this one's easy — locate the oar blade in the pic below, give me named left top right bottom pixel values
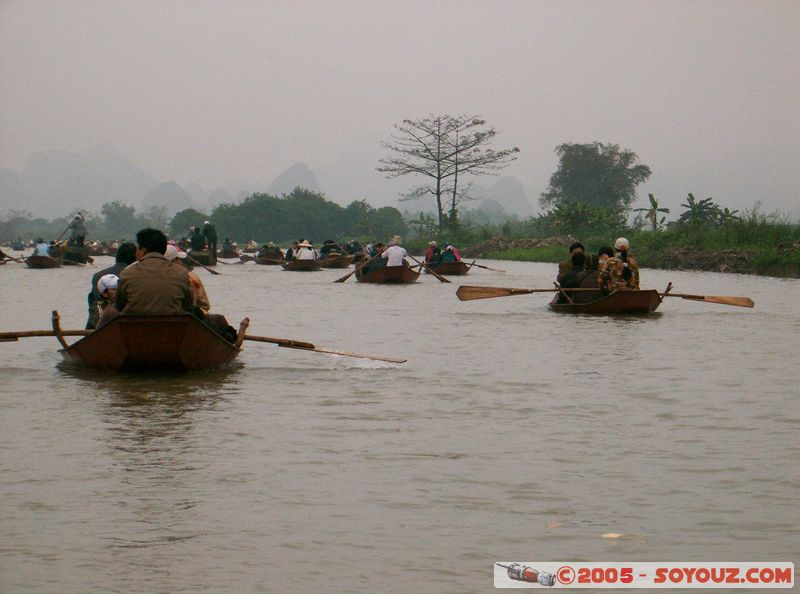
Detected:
left=681, top=295, right=755, bottom=308
left=456, top=285, right=536, bottom=301
left=281, top=344, right=406, bottom=363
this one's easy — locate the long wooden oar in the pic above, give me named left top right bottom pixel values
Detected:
left=408, top=255, right=451, bottom=283
left=470, top=262, right=506, bottom=273
left=456, top=285, right=561, bottom=301
left=334, top=252, right=379, bottom=283
left=0, top=329, right=91, bottom=342
left=660, top=292, right=754, bottom=308
left=243, top=334, right=406, bottom=363
left=187, top=255, right=221, bottom=275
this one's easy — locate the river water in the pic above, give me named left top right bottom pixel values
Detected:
left=1, top=255, right=798, bottom=592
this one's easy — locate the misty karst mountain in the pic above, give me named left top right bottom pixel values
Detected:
left=9, top=145, right=157, bottom=217
left=0, top=146, right=536, bottom=221
left=267, top=162, right=320, bottom=196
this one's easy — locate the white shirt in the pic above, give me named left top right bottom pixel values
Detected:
left=296, top=247, right=317, bottom=260
left=381, top=245, right=407, bottom=267
left=34, top=243, right=50, bottom=256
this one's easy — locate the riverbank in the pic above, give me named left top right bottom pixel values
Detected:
left=459, top=236, right=800, bottom=278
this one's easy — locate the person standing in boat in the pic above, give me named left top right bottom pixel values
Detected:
left=86, top=241, right=137, bottom=329
left=381, top=236, right=407, bottom=267
left=67, top=214, right=87, bottom=246
left=202, top=220, right=218, bottom=255
left=599, top=237, right=640, bottom=293
left=115, top=228, right=195, bottom=315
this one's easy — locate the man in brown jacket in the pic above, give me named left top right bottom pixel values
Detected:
left=115, top=228, right=195, bottom=315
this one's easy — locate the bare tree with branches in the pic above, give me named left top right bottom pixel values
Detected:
left=377, top=115, right=519, bottom=230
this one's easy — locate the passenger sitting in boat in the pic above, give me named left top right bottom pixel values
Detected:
left=165, top=245, right=210, bottom=314
left=557, top=241, right=597, bottom=283
left=86, top=241, right=137, bottom=329
left=424, top=241, right=441, bottom=265
left=599, top=237, right=640, bottom=294
left=382, top=237, right=407, bottom=267
left=34, top=239, right=49, bottom=257
left=597, top=246, right=614, bottom=269
left=362, top=243, right=387, bottom=274
left=296, top=241, right=317, bottom=260
left=48, top=241, right=61, bottom=258
left=285, top=241, right=299, bottom=261
left=319, top=240, right=343, bottom=260
left=95, top=274, right=121, bottom=328
left=440, top=243, right=461, bottom=262
left=115, top=228, right=195, bottom=315
left=222, top=238, right=233, bottom=253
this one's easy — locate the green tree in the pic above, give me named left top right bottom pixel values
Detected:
left=170, top=208, right=208, bottom=238
left=540, top=142, right=652, bottom=224
left=634, top=193, right=670, bottom=231
left=100, top=201, right=136, bottom=239
left=378, top=115, right=519, bottom=231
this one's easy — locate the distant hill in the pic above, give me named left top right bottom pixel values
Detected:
left=140, top=182, right=194, bottom=215
left=470, top=176, right=534, bottom=217
left=0, top=167, right=29, bottom=216
left=268, top=162, right=320, bottom=195
left=17, top=145, right=157, bottom=218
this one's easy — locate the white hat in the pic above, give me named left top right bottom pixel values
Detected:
left=203, top=220, right=210, bottom=225
left=297, top=241, right=313, bottom=248
left=428, top=241, right=437, bottom=246
left=164, top=244, right=187, bottom=260
left=614, top=237, right=630, bottom=250
left=97, top=274, right=119, bottom=294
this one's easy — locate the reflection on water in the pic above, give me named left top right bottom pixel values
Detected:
left=0, top=259, right=798, bottom=592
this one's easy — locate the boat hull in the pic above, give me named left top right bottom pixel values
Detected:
left=60, top=314, right=240, bottom=372
left=62, top=245, right=91, bottom=264
left=188, top=250, right=217, bottom=265
left=425, top=260, right=471, bottom=275
left=281, top=260, right=321, bottom=271
left=548, top=289, right=662, bottom=314
left=252, top=255, right=284, bottom=265
left=357, top=265, right=420, bottom=284
left=320, top=254, right=353, bottom=268
left=26, top=255, right=62, bottom=268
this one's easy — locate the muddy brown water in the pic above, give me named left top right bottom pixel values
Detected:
left=1, top=256, right=798, bottom=591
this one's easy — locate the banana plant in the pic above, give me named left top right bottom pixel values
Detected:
left=634, top=193, right=670, bottom=231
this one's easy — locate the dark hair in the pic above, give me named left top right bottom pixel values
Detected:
left=569, top=241, right=585, bottom=253
left=598, top=246, right=614, bottom=258
left=571, top=252, right=586, bottom=267
left=135, top=228, right=167, bottom=255
left=115, top=241, right=138, bottom=265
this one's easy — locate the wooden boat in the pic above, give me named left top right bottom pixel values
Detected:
left=425, top=260, right=473, bottom=275
left=26, top=254, right=62, bottom=268
left=548, top=289, right=662, bottom=314
left=281, top=259, right=321, bottom=271
left=188, top=249, right=217, bottom=266
left=319, top=253, right=353, bottom=268
left=218, top=248, right=240, bottom=259
left=11, top=241, right=26, bottom=251
left=62, top=244, right=91, bottom=264
left=357, top=264, right=421, bottom=284
left=59, top=314, right=241, bottom=371
left=244, top=252, right=285, bottom=265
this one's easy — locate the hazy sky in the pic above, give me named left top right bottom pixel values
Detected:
left=1, top=0, right=799, bottom=215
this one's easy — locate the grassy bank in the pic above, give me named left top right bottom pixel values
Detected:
left=464, top=217, right=800, bottom=278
